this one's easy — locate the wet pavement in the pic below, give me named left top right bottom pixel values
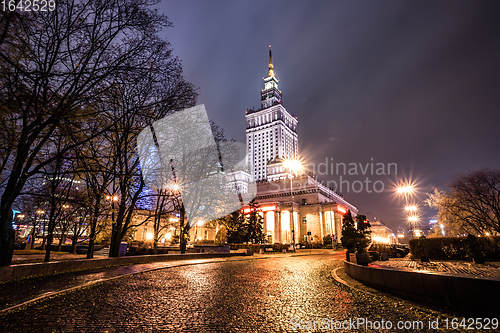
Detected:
left=0, top=252, right=496, bottom=332
left=12, top=252, right=108, bottom=264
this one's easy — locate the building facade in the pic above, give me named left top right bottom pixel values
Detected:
left=245, top=46, right=298, bottom=182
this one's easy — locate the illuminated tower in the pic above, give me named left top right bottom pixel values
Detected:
left=245, top=46, right=298, bottom=181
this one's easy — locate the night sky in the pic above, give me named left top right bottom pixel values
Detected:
left=156, top=1, right=500, bottom=231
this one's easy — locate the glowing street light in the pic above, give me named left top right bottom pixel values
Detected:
left=397, top=185, right=414, bottom=194
left=283, top=158, right=303, bottom=176
left=408, top=216, right=419, bottom=238
left=405, top=205, right=417, bottom=212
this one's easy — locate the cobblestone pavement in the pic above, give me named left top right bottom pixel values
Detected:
left=0, top=253, right=496, bottom=332
left=0, top=257, right=255, bottom=311
left=371, top=259, right=500, bottom=278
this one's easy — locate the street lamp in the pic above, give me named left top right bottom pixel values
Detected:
left=397, top=186, right=414, bottom=194
left=405, top=205, right=417, bottom=212
left=283, top=158, right=303, bottom=251
left=408, top=216, right=419, bottom=238
left=106, top=195, right=119, bottom=243
left=397, top=184, right=415, bottom=205
left=36, top=209, right=45, bottom=250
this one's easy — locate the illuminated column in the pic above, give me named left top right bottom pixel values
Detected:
left=319, top=207, right=324, bottom=240
left=281, top=211, right=290, bottom=243
left=334, top=211, right=343, bottom=243
left=266, top=211, right=275, bottom=243
left=275, top=210, right=281, bottom=243
left=293, top=210, right=298, bottom=243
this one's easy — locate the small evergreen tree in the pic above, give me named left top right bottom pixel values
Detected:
left=224, top=210, right=245, bottom=243
left=355, top=215, right=371, bottom=253
left=244, top=205, right=265, bottom=244
left=218, top=200, right=265, bottom=244
left=341, top=211, right=371, bottom=254
left=214, top=226, right=227, bottom=245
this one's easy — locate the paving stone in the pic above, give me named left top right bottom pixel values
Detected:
left=0, top=253, right=466, bottom=332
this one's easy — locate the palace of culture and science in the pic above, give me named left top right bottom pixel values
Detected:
left=135, top=47, right=358, bottom=246
left=229, top=46, right=358, bottom=245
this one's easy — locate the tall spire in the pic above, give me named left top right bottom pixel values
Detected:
left=261, top=45, right=282, bottom=108
left=267, top=45, right=274, bottom=77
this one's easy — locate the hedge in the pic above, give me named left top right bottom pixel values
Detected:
left=409, top=236, right=500, bottom=260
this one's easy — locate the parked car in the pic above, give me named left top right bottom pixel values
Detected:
left=14, top=243, right=26, bottom=250
left=368, top=243, right=408, bottom=258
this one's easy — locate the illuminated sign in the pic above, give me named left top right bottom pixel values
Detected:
left=260, top=205, right=276, bottom=212
left=242, top=205, right=276, bottom=214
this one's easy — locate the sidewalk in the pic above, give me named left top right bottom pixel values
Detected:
left=0, top=249, right=331, bottom=313
left=12, top=252, right=108, bottom=264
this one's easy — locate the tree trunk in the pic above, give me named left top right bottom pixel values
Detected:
left=86, top=217, right=97, bottom=259
left=179, top=204, right=187, bottom=254
left=44, top=233, right=53, bottom=262
left=109, top=223, right=123, bottom=257
left=41, top=219, right=47, bottom=251
left=30, top=225, right=37, bottom=250
left=0, top=207, right=14, bottom=266
left=44, top=217, right=57, bottom=262
left=57, top=232, right=65, bottom=252
left=70, top=234, right=77, bottom=254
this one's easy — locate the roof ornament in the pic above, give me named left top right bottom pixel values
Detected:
left=267, top=45, right=274, bottom=77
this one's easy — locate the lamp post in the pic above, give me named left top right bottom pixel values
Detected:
left=408, top=216, right=419, bottom=238
left=283, top=158, right=302, bottom=251
left=36, top=209, right=45, bottom=250
left=397, top=185, right=414, bottom=203
left=106, top=195, right=119, bottom=251
left=397, top=184, right=416, bottom=239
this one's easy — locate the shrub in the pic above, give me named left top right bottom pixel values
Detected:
left=323, top=234, right=333, bottom=246
left=409, top=236, right=500, bottom=260
left=412, top=236, right=431, bottom=261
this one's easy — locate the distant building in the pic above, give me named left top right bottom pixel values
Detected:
left=369, top=220, right=396, bottom=244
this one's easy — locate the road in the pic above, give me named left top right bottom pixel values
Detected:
left=0, top=252, right=473, bottom=332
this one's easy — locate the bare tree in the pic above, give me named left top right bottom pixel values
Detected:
left=150, top=189, right=177, bottom=253
left=99, top=42, right=197, bottom=257
left=0, top=0, right=176, bottom=265
left=426, top=169, right=500, bottom=236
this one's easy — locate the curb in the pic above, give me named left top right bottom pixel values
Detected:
left=0, top=252, right=246, bottom=282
